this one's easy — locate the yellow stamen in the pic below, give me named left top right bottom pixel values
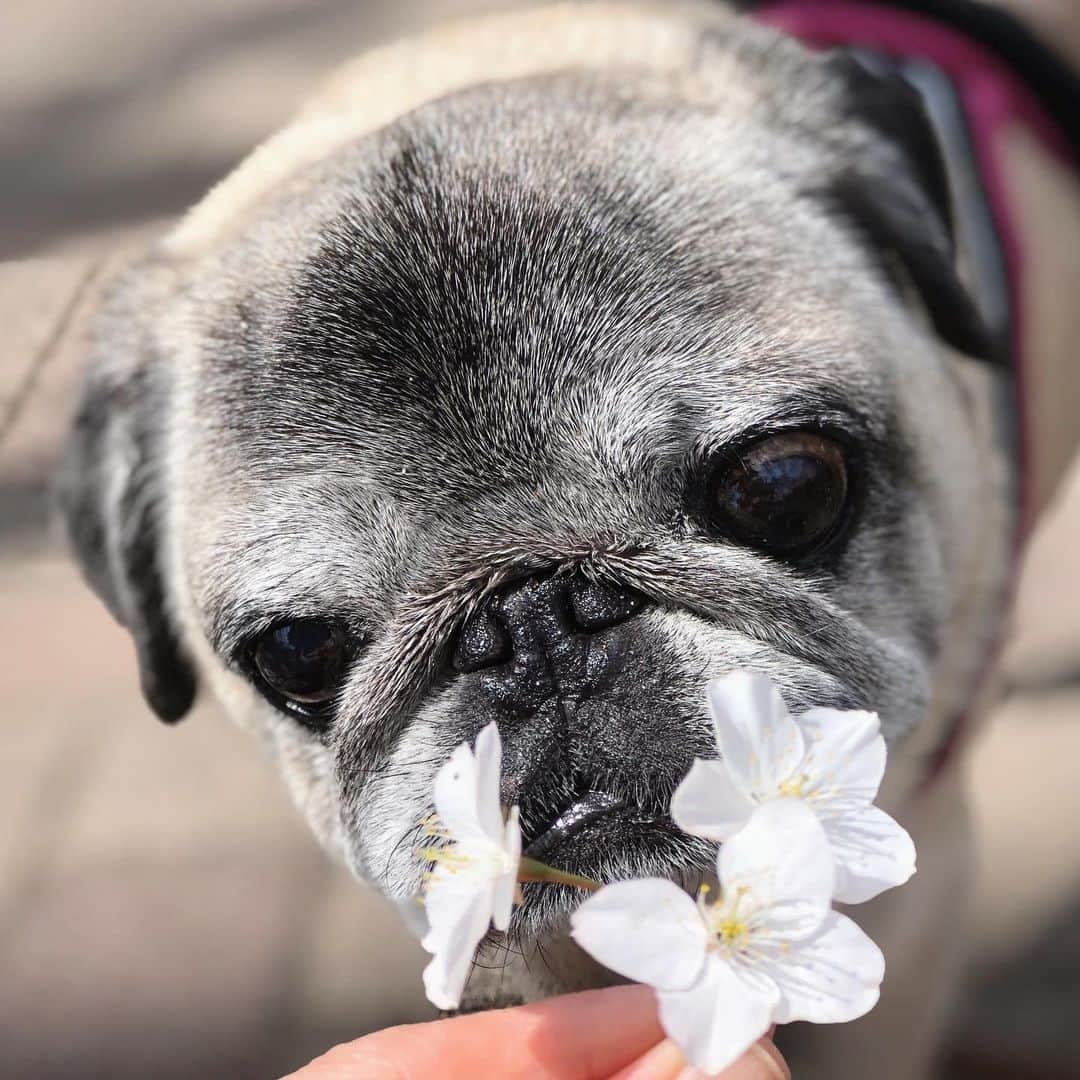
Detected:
left=779, top=772, right=809, bottom=798
left=717, top=918, right=748, bottom=944
left=420, top=812, right=451, bottom=839
left=699, top=883, right=753, bottom=950
left=419, top=844, right=472, bottom=870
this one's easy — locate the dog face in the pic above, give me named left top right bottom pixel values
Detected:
left=59, top=15, right=1015, bottom=1000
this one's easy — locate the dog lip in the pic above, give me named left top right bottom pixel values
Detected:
left=522, top=790, right=629, bottom=859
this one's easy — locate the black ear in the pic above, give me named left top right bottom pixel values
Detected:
left=56, top=271, right=197, bottom=723
left=823, top=49, right=1005, bottom=365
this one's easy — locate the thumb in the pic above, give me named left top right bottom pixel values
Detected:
left=283, top=985, right=789, bottom=1080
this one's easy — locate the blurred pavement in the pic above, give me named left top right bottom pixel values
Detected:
left=2, top=2, right=1079, bottom=1078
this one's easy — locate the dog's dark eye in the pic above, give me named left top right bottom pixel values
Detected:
left=251, top=619, right=347, bottom=715
left=706, top=432, right=849, bottom=558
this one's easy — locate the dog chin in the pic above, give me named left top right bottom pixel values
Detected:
left=508, top=798, right=715, bottom=945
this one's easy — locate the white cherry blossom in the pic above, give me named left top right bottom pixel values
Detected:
left=415, top=722, right=521, bottom=1010
left=671, top=672, right=916, bottom=903
left=571, top=799, right=884, bottom=1074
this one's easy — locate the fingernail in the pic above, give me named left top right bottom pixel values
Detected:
left=676, top=1067, right=724, bottom=1080
left=748, top=1041, right=789, bottom=1080
left=674, top=1041, right=787, bottom=1080
left=616, top=1039, right=687, bottom=1080
left=620, top=1038, right=787, bottom=1080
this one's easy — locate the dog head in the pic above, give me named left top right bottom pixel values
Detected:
left=58, top=6, right=1015, bottom=1002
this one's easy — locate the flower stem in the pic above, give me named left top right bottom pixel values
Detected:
left=518, top=856, right=602, bottom=892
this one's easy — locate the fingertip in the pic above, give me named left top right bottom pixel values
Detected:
left=716, top=1038, right=790, bottom=1080
left=610, top=1039, right=685, bottom=1079
left=613, top=1036, right=789, bottom=1080
left=309, top=984, right=664, bottom=1079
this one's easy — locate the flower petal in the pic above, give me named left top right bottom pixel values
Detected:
left=721, top=799, right=833, bottom=941
left=797, top=707, right=885, bottom=812
left=571, top=879, right=709, bottom=991
left=490, top=805, right=521, bottom=932
left=421, top=866, right=488, bottom=954
left=656, top=955, right=777, bottom=1074
left=823, top=805, right=917, bottom=904
left=432, top=743, right=489, bottom=845
left=421, top=887, right=493, bottom=1010
left=473, top=722, right=507, bottom=841
left=764, top=910, right=884, bottom=1024
left=708, top=673, right=805, bottom=797
left=670, top=758, right=756, bottom=841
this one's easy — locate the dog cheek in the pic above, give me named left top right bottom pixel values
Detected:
left=339, top=694, right=470, bottom=892
left=273, top=727, right=346, bottom=857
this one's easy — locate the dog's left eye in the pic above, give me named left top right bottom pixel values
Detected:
left=250, top=619, right=348, bottom=720
left=704, top=431, right=850, bottom=559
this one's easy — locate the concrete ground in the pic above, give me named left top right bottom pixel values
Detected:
left=2, top=2, right=1079, bottom=1077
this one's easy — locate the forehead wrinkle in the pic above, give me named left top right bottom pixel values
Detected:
left=267, top=109, right=757, bottom=479
left=217, top=87, right=905, bottom=503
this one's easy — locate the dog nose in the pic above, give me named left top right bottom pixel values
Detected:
left=451, top=604, right=513, bottom=673
left=450, top=573, right=645, bottom=677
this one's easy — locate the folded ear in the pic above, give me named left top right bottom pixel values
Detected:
left=56, top=266, right=197, bottom=723
left=822, top=49, right=1005, bottom=365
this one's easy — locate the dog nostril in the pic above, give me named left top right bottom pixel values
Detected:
left=452, top=607, right=512, bottom=673
left=568, top=578, right=645, bottom=632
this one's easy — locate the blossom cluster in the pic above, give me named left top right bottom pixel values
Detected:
left=404, top=672, right=916, bottom=1073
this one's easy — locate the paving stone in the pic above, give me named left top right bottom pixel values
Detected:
left=0, top=251, right=128, bottom=546
left=965, top=687, right=1080, bottom=971
left=2, top=554, right=307, bottom=866
left=0, top=850, right=329, bottom=1080
left=1, top=552, right=428, bottom=1078
left=0, top=258, right=92, bottom=417
left=1003, top=460, right=1080, bottom=686
left=47, top=693, right=314, bottom=876
left=0, top=696, right=83, bottom=900
left=287, top=863, right=434, bottom=1044
left=950, top=896, right=1080, bottom=1080
left=0, top=0, right=529, bottom=257
left=0, top=557, right=129, bottom=906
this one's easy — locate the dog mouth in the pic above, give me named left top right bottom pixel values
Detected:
left=505, top=778, right=710, bottom=941
left=522, top=790, right=631, bottom=859
left=517, top=782, right=685, bottom=876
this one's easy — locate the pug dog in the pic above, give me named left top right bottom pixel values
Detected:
left=57, top=3, right=1080, bottom=1076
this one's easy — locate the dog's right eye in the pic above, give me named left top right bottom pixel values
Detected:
left=702, top=430, right=851, bottom=560
left=250, top=619, right=348, bottom=721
